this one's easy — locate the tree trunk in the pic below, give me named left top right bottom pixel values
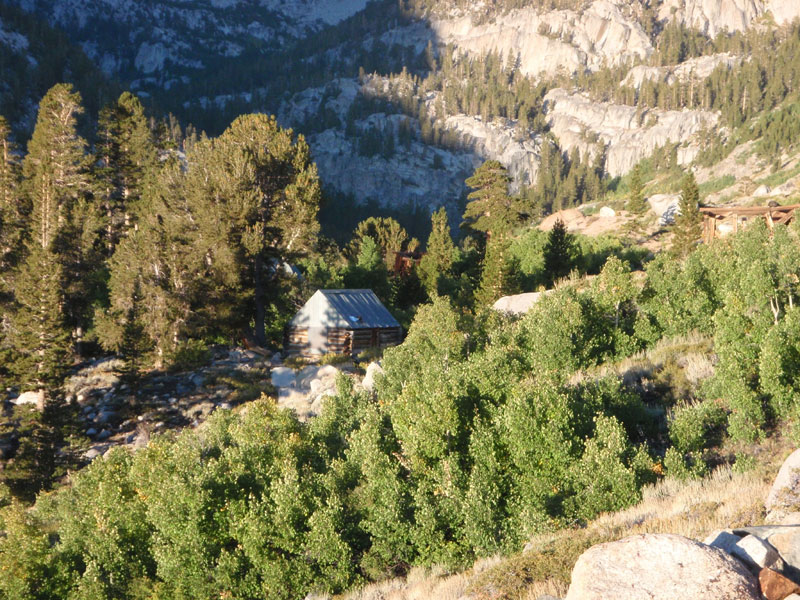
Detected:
left=254, top=254, right=267, bottom=347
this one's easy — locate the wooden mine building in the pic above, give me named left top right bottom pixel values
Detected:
left=700, top=203, right=800, bottom=244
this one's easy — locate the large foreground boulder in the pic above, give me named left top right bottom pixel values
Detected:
left=565, top=533, right=761, bottom=600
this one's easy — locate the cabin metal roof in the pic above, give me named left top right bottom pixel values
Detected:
left=289, top=289, right=401, bottom=330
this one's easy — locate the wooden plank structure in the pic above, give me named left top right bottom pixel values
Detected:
left=393, top=251, right=424, bottom=275
left=700, top=203, right=800, bottom=244
left=285, top=289, right=403, bottom=357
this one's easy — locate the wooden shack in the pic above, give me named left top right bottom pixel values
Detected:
left=700, top=203, right=800, bottom=243
left=285, top=289, right=402, bottom=357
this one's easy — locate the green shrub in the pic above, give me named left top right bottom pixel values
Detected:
left=569, top=415, right=649, bottom=521
left=663, top=447, right=708, bottom=480
left=668, top=399, right=727, bottom=454
left=166, top=339, right=210, bottom=372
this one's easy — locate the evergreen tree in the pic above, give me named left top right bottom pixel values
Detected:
left=474, top=235, right=516, bottom=306
left=9, top=84, right=92, bottom=398
left=96, top=92, right=158, bottom=252
left=0, top=116, right=24, bottom=293
left=345, top=236, right=391, bottom=303
left=186, top=114, right=321, bottom=346
left=543, top=219, right=576, bottom=285
left=347, top=217, right=408, bottom=266
left=626, top=164, right=647, bottom=213
left=119, top=279, right=152, bottom=379
left=9, top=244, right=71, bottom=399
left=672, top=172, right=703, bottom=258
left=97, top=156, right=200, bottom=369
left=462, top=160, right=518, bottom=238
left=419, top=208, right=455, bottom=297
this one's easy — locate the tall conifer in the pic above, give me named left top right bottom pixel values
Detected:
left=543, top=219, right=577, bottom=285
left=672, top=172, right=703, bottom=258
left=463, top=160, right=518, bottom=239
left=10, top=84, right=92, bottom=398
left=419, top=208, right=455, bottom=297
left=627, top=164, right=647, bottom=213
left=96, top=92, right=157, bottom=252
left=0, top=116, right=24, bottom=292
left=97, top=156, right=199, bottom=369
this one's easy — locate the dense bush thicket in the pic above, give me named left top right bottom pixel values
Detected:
left=4, top=215, right=800, bottom=598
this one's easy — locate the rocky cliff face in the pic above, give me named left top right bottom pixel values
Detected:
left=659, top=0, right=800, bottom=37
left=431, top=0, right=653, bottom=79
left=622, top=53, right=743, bottom=89
left=543, top=88, right=719, bottom=176
left=278, top=77, right=548, bottom=213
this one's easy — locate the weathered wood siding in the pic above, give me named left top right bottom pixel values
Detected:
left=285, top=326, right=402, bottom=356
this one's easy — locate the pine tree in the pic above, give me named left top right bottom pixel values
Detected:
left=345, top=236, right=391, bottom=303
left=627, top=164, right=647, bottom=213
left=672, top=172, right=703, bottom=258
left=9, top=84, right=93, bottom=399
left=96, top=92, right=158, bottom=252
left=462, top=160, right=518, bottom=238
left=0, top=116, right=24, bottom=293
left=185, top=114, right=321, bottom=346
left=9, top=244, right=71, bottom=399
left=346, top=217, right=408, bottom=265
left=475, top=235, right=516, bottom=306
left=97, top=156, right=200, bottom=369
left=543, top=219, right=576, bottom=285
left=119, top=279, right=152, bottom=379
left=419, top=208, right=455, bottom=297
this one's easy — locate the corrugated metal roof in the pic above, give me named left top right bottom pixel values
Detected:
left=289, top=289, right=401, bottom=329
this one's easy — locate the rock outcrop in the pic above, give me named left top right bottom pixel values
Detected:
left=493, top=292, right=552, bottom=315
left=431, top=0, right=653, bottom=79
left=767, top=449, right=800, bottom=523
left=271, top=363, right=352, bottom=421
left=565, top=533, right=761, bottom=600
left=660, top=0, right=800, bottom=37
left=543, top=88, right=719, bottom=176
left=622, top=53, right=743, bottom=89
left=279, top=78, right=544, bottom=212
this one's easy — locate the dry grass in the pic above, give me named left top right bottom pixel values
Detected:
left=331, top=435, right=794, bottom=600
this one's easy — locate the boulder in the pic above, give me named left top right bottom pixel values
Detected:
left=767, top=450, right=800, bottom=522
left=706, top=530, right=746, bottom=555
left=648, top=193, right=681, bottom=225
left=84, top=448, right=101, bottom=460
left=12, top=390, right=44, bottom=409
left=95, top=410, right=116, bottom=425
left=759, top=568, right=800, bottom=600
left=271, top=366, right=296, bottom=388
left=757, top=527, right=800, bottom=570
left=362, top=361, right=385, bottom=393
left=597, top=206, right=616, bottom=217
left=493, top=290, right=555, bottom=315
left=754, top=184, right=772, bottom=197
left=564, top=533, right=761, bottom=600
left=731, top=535, right=784, bottom=572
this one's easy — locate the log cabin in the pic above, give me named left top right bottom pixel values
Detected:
left=285, top=289, right=402, bottom=357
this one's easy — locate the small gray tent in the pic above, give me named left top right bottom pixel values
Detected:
left=284, top=289, right=402, bottom=356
